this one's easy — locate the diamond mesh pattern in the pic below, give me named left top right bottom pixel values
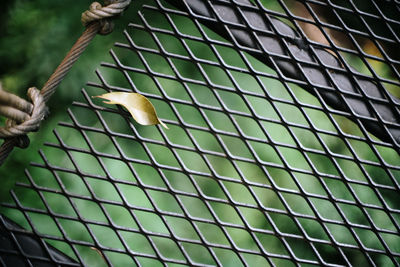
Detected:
left=1, top=0, right=400, bottom=266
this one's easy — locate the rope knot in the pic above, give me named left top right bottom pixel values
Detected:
left=81, top=0, right=131, bottom=35
left=0, top=87, right=48, bottom=139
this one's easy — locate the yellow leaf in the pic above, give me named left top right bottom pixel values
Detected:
left=93, top=92, right=168, bottom=129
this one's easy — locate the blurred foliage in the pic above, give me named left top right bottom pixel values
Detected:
left=0, top=0, right=141, bottom=197
left=0, top=0, right=399, bottom=266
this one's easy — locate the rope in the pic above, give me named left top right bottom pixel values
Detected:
left=0, top=0, right=131, bottom=166
left=82, top=0, right=132, bottom=35
left=0, top=87, right=47, bottom=138
left=41, top=23, right=102, bottom=103
left=0, top=85, right=32, bottom=123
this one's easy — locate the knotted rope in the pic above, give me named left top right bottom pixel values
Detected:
left=0, top=0, right=131, bottom=166
left=82, top=0, right=132, bottom=35
left=0, top=87, right=47, bottom=137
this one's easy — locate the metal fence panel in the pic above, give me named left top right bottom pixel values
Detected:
left=1, top=0, right=400, bottom=266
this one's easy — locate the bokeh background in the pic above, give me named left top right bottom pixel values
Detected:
left=0, top=0, right=139, bottom=195
left=1, top=0, right=399, bottom=266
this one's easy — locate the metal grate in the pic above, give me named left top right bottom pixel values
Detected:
left=1, top=0, right=400, bottom=266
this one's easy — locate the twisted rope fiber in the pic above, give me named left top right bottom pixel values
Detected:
left=41, top=22, right=101, bottom=102
left=0, top=0, right=131, bottom=166
left=0, top=88, right=46, bottom=137
left=82, top=0, right=132, bottom=32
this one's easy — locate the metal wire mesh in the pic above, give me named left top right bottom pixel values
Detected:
left=1, top=0, right=400, bottom=266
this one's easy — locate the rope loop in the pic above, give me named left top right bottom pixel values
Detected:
left=82, top=0, right=131, bottom=35
left=0, top=0, right=133, bottom=165
left=0, top=87, right=48, bottom=139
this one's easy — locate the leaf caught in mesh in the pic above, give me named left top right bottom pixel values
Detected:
left=93, top=92, right=168, bottom=129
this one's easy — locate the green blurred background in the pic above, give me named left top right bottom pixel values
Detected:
left=1, top=0, right=398, bottom=200
left=0, top=0, right=140, bottom=195
left=0, top=0, right=399, bottom=266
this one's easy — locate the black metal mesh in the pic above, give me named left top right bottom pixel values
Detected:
left=1, top=0, right=400, bottom=266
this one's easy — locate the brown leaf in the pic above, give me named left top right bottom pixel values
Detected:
left=90, top=247, right=106, bottom=263
left=93, top=92, right=168, bottom=129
